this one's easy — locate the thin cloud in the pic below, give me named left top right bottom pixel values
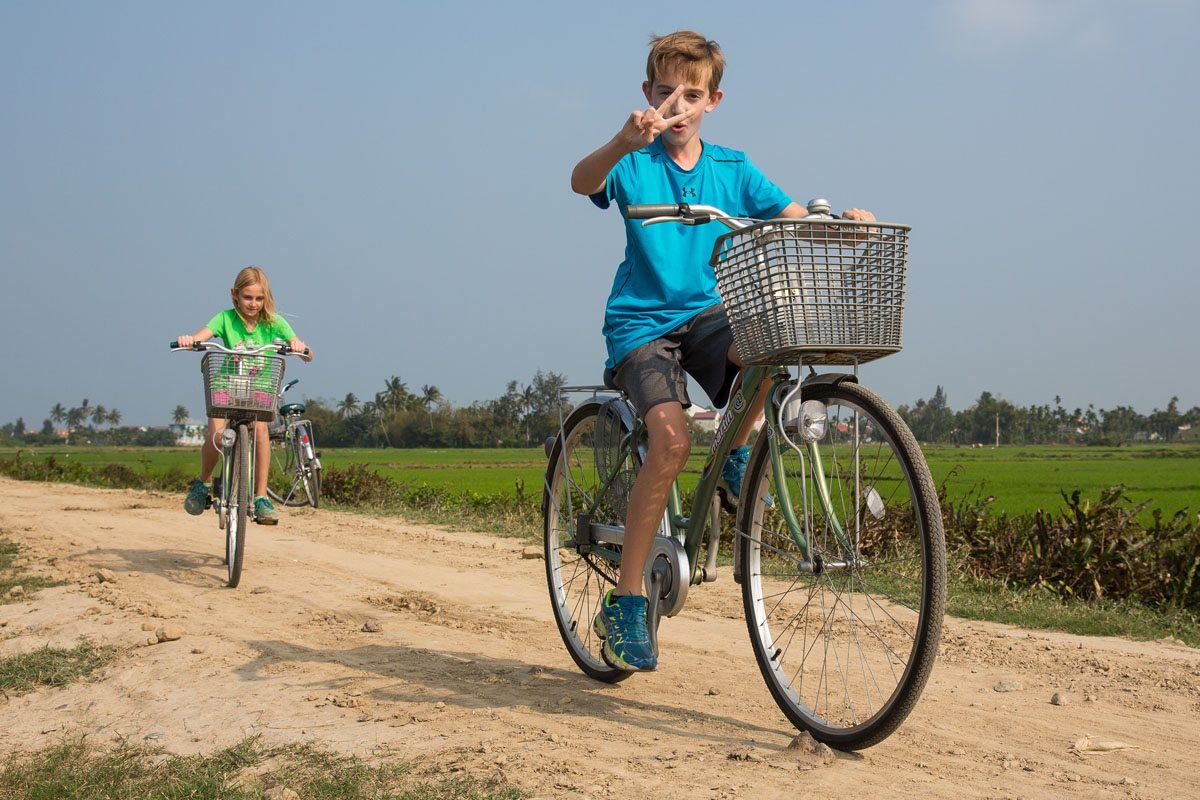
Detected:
left=938, top=0, right=1111, bottom=54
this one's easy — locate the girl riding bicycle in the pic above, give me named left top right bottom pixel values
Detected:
left=176, top=266, right=310, bottom=524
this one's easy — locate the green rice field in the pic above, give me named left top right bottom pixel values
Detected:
left=2, top=443, right=1197, bottom=519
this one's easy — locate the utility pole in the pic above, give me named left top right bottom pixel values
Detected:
left=994, top=412, right=1000, bottom=448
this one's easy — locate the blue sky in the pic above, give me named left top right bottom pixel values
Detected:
left=2, top=0, right=1197, bottom=425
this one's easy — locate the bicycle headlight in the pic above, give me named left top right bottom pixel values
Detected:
left=220, top=428, right=237, bottom=448
left=798, top=400, right=828, bottom=442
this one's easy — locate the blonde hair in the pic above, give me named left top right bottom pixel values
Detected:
left=647, top=31, right=725, bottom=94
left=230, top=265, right=278, bottom=326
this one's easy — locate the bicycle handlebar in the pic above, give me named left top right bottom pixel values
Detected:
left=169, top=340, right=311, bottom=358
left=625, top=204, right=686, bottom=220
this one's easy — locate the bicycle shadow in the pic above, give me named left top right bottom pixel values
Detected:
left=84, top=546, right=227, bottom=589
left=236, top=637, right=802, bottom=748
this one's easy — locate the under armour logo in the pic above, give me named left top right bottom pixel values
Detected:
left=682, top=187, right=697, bottom=198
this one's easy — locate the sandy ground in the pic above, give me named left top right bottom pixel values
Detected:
left=0, top=476, right=1197, bottom=799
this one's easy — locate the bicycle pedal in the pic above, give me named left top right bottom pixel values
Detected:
left=254, top=517, right=279, bottom=526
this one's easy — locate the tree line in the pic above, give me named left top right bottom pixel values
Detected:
left=898, top=386, right=1200, bottom=446
left=4, top=380, right=1197, bottom=449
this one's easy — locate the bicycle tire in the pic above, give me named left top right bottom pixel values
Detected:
left=267, top=425, right=320, bottom=508
left=543, top=400, right=636, bottom=684
left=737, top=380, right=945, bottom=749
left=226, top=423, right=250, bottom=588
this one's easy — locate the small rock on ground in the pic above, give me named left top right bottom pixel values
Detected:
left=1051, top=691, right=1069, bottom=706
left=362, top=619, right=383, bottom=633
left=264, top=788, right=300, bottom=800
left=155, top=624, right=186, bottom=642
left=6, top=586, right=24, bottom=598
left=783, top=732, right=836, bottom=766
left=994, top=680, right=1022, bottom=693
left=521, top=546, right=543, bottom=560
left=95, top=569, right=118, bottom=583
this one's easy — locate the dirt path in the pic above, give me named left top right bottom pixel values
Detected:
left=1, top=476, right=1197, bottom=799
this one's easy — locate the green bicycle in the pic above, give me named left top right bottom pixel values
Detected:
left=171, top=338, right=309, bottom=587
left=542, top=200, right=946, bottom=749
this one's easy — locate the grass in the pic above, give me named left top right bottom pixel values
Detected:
left=946, top=571, right=1200, bottom=647
left=0, top=737, right=526, bottom=800
left=4, top=443, right=1196, bottom=520
left=0, top=640, right=120, bottom=695
left=0, top=538, right=65, bottom=605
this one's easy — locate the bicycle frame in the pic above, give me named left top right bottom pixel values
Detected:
left=560, top=362, right=858, bottom=588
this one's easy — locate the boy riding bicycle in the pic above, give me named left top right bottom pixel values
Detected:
left=571, top=31, right=874, bottom=671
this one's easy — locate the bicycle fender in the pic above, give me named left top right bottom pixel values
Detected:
left=799, top=371, right=859, bottom=388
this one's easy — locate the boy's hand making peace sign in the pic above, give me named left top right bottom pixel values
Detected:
left=615, top=85, right=698, bottom=153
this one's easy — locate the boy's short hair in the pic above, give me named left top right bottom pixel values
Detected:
left=647, top=31, right=724, bottom=94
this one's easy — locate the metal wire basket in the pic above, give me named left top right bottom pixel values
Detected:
left=710, top=219, right=910, bottom=365
left=201, top=351, right=286, bottom=421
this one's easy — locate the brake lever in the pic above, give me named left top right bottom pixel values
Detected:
left=641, top=214, right=713, bottom=228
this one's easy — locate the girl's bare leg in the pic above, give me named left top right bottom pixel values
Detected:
left=254, top=421, right=270, bottom=497
left=199, top=418, right=226, bottom=482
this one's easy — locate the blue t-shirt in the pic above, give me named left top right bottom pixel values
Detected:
left=591, top=138, right=791, bottom=368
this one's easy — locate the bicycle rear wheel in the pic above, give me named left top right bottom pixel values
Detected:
left=738, top=380, right=945, bottom=749
left=543, top=400, right=638, bottom=683
left=267, top=428, right=319, bottom=508
left=226, top=423, right=250, bottom=588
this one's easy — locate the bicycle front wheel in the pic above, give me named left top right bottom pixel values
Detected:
left=543, top=400, right=637, bottom=683
left=738, top=380, right=945, bottom=749
left=226, top=423, right=250, bottom=588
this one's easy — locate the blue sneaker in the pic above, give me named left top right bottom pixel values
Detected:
left=183, top=479, right=211, bottom=516
left=593, top=590, right=657, bottom=671
left=718, top=445, right=753, bottom=509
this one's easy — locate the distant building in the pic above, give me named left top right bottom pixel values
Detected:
left=686, top=406, right=720, bottom=432
left=169, top=418, right=206, bottom=446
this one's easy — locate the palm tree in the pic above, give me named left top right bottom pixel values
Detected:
left=50, top=403, right=66, bottom=427
left=421, top=385, right=443, bottom=431
left=107, top=408, right=121, bottom=427
left=66, top=407, right=86, bottom=430
left=373, top=391, right=393, bottom=447
left=520, top=384, right=537, bottom=443
left=91, top=404, right=108, bottom=428
left=337, top=392, right=360, bottom=418
left=384, top=376, right=409, bottom=414
left=172, top=405, right=189, bottom=425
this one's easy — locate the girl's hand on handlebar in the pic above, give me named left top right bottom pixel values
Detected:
left=290, top=337, right=311, bottom=360
left=177, top=335, right=196, bottom=348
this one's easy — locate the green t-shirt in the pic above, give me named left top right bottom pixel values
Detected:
left=206, top=308, right=295, bottom=349
left=203, top=309, right=296, bottom=402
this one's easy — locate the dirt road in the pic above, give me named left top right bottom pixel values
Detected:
left=1, top=477, right=1196, bottom=799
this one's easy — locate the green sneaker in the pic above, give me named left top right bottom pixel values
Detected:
left=184, top=479, right=210, bottom=515
left=592, top=589, right=656, bottom=671
left=253, top=496, right=279, bottom=525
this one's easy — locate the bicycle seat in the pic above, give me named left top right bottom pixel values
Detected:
left=278, top=402, right=306, bottom=416
left=602, top=367, right=619, bottom=391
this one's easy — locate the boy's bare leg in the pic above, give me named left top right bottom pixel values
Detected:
left=728, top=346, right=770, bottom=448
left=254, top=421, right=270, bottom=496
left=199, top=418, right=226, bottom=482
left=615, top=401, right=692, bottom=596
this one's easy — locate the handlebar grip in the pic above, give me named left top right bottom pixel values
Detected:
left=169, top=340, right=179, bottom=350
left=625, top=204, right=682, bottom=220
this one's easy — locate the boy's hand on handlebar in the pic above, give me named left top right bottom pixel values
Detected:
left=617, top=85, right=698, bottom=152
left=177, top=335, right=196, bottom=348
left=841, top=208, right=876, bottom=222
